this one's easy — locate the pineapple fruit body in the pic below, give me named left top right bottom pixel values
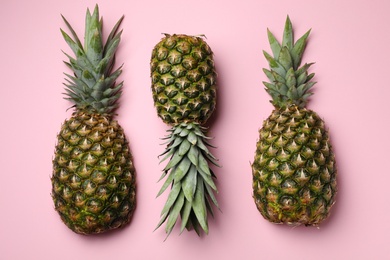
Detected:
left=52, top=112, right=135, bottom=234
left=252, top=106, right=336, bottom=225
left=252, top=17, right=337, bottom=226
left=51, top=5, right=136, bottom=234
left=151, top=34, right=219, bottom=237
left=151, top=34, right=216, bottom=125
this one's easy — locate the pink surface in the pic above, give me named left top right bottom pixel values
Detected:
left=1, top=0, right=390, bottom=259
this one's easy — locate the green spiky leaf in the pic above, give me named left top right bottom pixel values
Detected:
left=267, top=29, right=281, bottom=59
left=291, top=30, right=311, bottom=69
left=282, top=16, right=293, bottom=49
left=262, top=16, right=315, bottom=108
left=155, top=122, right=219, bottom=238
left=61, top=5, right=124, bottom=114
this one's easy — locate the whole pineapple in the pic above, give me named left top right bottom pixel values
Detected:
left=252, top=17, right=337, bottom=226
left=150, top=34, right=219, bottom=237
left=51, top=5, right=136, bottom=234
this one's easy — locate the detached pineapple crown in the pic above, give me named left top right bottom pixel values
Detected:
left=61, top=5, right=124, bottom=115
left=263, top=16, right=316, bottom=108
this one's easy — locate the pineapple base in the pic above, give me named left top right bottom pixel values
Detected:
left=52, top=112, right=136, bottom=234
left=252, top=106, right=337, bottom=226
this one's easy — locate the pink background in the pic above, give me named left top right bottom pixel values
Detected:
left=1, top=0, right=390, bottom=259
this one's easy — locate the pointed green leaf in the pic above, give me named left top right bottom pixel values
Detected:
left=160, top=181, right=181, bottom=217
left=155, top=211, right=169, bottom=231
left=271, top=70, right=286, bottom=84
left=163, top=151, right=183, bottom=171
left=173, top=125, right=183, bottom=135
left=205, top=197, right=214, bottom=218
left=267, top=28, right=281, bottom=59
left=205, top=180, right=219, bottom=209
left=182, top=164, right=197, bottom=202
left=159, top=147, right=175, bottom=164
left=84, top=7, right=92, bottom=55
left=156, top=170, right=175, bottom=196
left=287, top=85, right=299, bottom=100
left=192, top=176, right=208, bottom=234
left=307, top=72, right=315, bottom=82
left=61, top=15, right=82, bottom=49
left=292, top=29, right=311, bottom=69
left=86, top=28, right=103, bottom=66
left=264, top=51, right=287, bottom=77
left=168, top=136, right=184, bottom=150
left=194, top=125, right=205, bottom=135
left=187, top=145, right=199, bottom=166
left=196, top=138, right=211, bottom=154
left=285, top=68, right=297, bottom=88
left=187, top=131, right=197, bottom=145
left=278, top=47, right=293, bottom=71
left=106, top=65, right=123, bottom=81
left=282, top=16, right=293, bottom=49
left=174, top=157, right=191, bottom=182
left=198, top=164, right=217, bottom=191
left=97, top=37, right=120, bottom=74
left=61, top=29, right=84, bottom=57
left=296, top=69, right=307, bottom=86
left=198, top=152, right=211, bottom=176
left=179, top=128, right=189, bottom=137
left=263, top=68, right=275, bottom=82
left=105, top=16, right=124, bottom=55
left=178, top=139, right=191, bottom=156
left=295, top=62, right=314, bottom=77
left=84, top=6, right=103, bottom=67
left=180, top=199, right=192, bottom=233
left=263, top=81, right=277, bottom=92
left=165, top=191, right=185, bottom=235
left=275, top=82, right=288, bottom=95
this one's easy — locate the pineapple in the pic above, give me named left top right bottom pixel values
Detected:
left=252, top=17, right=337, bottom=226
left=150, top=34, right=219, bottom=237
left=51, top=5, right=136, bottom=234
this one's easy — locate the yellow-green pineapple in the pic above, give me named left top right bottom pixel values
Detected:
left=150, top=34, right=219, bottom=237
left=252, top=17, right=337, bottom=226
left=51, top=5, right=136, bottom=234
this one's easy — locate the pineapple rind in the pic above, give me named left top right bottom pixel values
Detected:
left=252, top=106, right=336, bottom=225
left=151, top=34, right=217, bottom=125
left=52, top=112, right=136, bottom=234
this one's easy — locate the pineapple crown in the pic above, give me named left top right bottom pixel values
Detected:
left=263, top=16, right=316, bottom=108
left=61, top=5, right=124, bottom=115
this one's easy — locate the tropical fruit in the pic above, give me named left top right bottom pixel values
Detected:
left=51, top=5, right=136, bottom=234
left=252, top=17, right=337, bottom=226
left=150, top=34, right=220, bottom=237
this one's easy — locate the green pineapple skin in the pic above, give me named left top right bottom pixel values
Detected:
left=252, top=106, right=336, bottom=226
left=52, top=112, right=136, bottom=234
left=150, top=34, right=217, bottom=125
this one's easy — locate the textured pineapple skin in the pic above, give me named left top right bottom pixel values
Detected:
left=150, top=34, right=217, bottom=125
left=252, top=106, right=336, bottom=226
left=52, top=112, right=136, bottom=234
